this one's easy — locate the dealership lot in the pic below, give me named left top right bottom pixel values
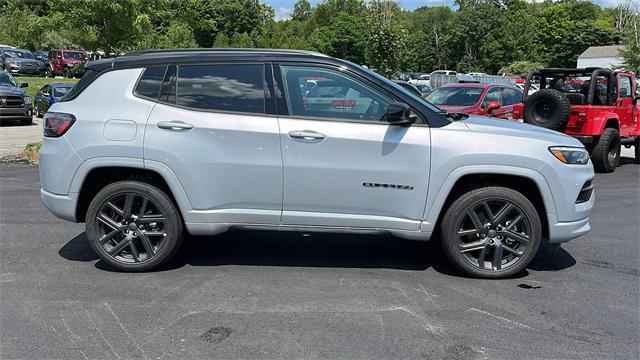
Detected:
left=0, top=161, right=638, bottom=359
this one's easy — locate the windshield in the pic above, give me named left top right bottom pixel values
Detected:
left=353, top=63, right=444, bottom=113
left=64, top=51, right=85, bottom=60
left=4, top=50, right=35, bottom=59
left=425, top=87, right=483, bottom=106
left=0, top=72, right=18, bottom=87
left=416, top=84, right=432, bottom=93
left=53, top=86, right=73, bottom=97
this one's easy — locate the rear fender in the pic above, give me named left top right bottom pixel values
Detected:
left=566, top=110, right=618, bottom=135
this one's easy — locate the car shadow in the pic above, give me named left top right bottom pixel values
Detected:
left=59, top=230, right=577, bottom=278
left=0, top=118, right=39, bottom=127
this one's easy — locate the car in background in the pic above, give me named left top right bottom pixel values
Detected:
left=467, top=72, right=488, bottom=77
left=46, top=49, right=87, bottom=78
left=425, top=83, right=524, bottom=119
left=393, top=80, right=423, bottom=97
left=0, top=70, right=33, bottom=125
left=516, top=82, right=539, bottom=95
left=431, top=70, right=457, bottom=76
left=415, top=84, right=433, bottom=96
left=33, top=50, right=49, bottom=62
left=0, top=48, right=46, bottom=75
left=34, top=83, right=74, bottom=117
left=302, top=79, right=374, bottom=115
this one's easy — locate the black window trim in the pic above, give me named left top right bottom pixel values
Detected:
left=273, top=62, right=429, bottom=127
left=152, top=61, right=274, bottom=117
left=133, top=65, right=169, bottom=102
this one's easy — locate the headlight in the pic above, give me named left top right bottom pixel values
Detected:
left=549, top=146, right=589, bottom=165
left=24, top=97, right=32, bottom=105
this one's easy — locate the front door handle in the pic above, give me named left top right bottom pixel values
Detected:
left=157, top=121, right=194, bottom=131
left=288, top=130, right=326, bottom=141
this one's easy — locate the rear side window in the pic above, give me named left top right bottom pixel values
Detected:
left=176, top=64, right=264, bottom=113
left=135, top=66, right=167, bottom=100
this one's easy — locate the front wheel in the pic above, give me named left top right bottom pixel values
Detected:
left=45, top=66, right=53, bottom=78
left=440, top=187, right=542, bottom=279
left=591, top=127, right=620, bottom=173
left=85, top=180, right=184, bottom=272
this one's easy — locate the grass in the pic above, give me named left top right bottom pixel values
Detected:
left=13, top=75, right=78, bottom=99
left=22, top=142, right=42, bottom=164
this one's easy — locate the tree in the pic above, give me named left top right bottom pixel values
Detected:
left=499, top=61, right=545, bottom=76
left=292, top=0, right=312, bottom=21
left=365, top=0, right=406, bottom=76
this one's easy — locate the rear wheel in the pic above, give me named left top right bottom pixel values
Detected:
left=441, top=187, right=541, bottom=279
left=591, top=127, right=620, bottom=173
left=85, top=181, right=183, bottom=272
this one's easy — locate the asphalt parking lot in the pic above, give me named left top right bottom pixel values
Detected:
left=0, top=160, right=638, bottom=359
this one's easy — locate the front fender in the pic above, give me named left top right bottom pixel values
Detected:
left=420, top=165, right=557, bottom=234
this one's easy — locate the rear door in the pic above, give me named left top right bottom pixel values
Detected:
left=275, top=64, right=431, bottom=230
left=143, top=63, right=283, bottom=225
left=616, top=73, right=635, bottom=136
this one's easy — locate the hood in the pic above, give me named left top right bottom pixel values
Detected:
left=0, top=86, right=26, bottom=97
left=460, top=115, right=583, bottom=147
left=437, top=104, right=476, bottom=113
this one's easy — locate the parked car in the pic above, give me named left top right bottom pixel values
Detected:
left=46, top=49, right=87, bottom=78
left=393, top=80, right=424, bottom=97
left=415, top=84, right=433, bottom=96
left=516, top=67, right=640, bottom=172
left=33, top=50, right=49, bottom=62
left=0, top=70, right=32, bottom=125
left=516, top=82, right=539, bottom=95
left=425, top=83, right=524, bottom=119
left=39, top=49, right=594, bottom=278
left=34, top=83, right=74, bottom=117
left=467, top=72, right=488, bottom=77
left=431, top=70, right=457, bottom=76
left=0, top=48, right=46, bottom=75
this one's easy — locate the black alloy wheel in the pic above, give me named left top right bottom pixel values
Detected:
left=441, top=187, right=541, bottom=279
left=86, top=181, right=183, bottom=271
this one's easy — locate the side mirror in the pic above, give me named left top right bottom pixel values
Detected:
left=384, top=102, right=416, bottom=126
left=19, top=82, right=28, bottom=88
left=487, top=101, right=501, bottom=114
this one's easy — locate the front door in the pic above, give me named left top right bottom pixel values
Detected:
left=276, top=65, right=431, bottom=231
left=144, top=63, right=283, bottom=225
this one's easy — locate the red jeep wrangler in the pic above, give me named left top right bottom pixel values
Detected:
left=515, top=68, right=639, bottom=172
left=45, top=49, right=86, bottom=78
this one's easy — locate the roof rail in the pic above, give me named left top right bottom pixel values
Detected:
left=122, top=48, right=327, bottom=57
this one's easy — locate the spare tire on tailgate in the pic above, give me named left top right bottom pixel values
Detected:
left=523, top=89, right=571, bottom=131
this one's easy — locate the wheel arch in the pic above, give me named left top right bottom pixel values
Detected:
left=72, top=160, right=192, bottom=223
left=422, top=167, right=555, bottom=240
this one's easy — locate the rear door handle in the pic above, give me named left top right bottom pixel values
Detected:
left=157, top=121, right=194, bottom=131
left=288, top=130, right=326, bottom=141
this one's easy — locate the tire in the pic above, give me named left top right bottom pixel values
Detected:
left=45, top=66, right=53, bottom=78
left=63, top=67, right=71, bottom=78
left=590, top=127, right=620, bottom=173
left=35, top=103, right=41, bottom=118
left=440, top=186, right=542, bottom=279
left=523, top=89, right=571, bottom=131
left=634, top=137, right=640, bottom=165
left=85, top=180, right=184, bottom=272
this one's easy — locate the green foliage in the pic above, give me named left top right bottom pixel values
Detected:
left=499, top=61, right=546, bottom=76
left=0, top=0, right=628, bottom=76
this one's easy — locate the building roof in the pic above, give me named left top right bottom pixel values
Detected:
left=578, top=45, right=623, bottom=59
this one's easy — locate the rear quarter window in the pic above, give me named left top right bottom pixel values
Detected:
left=134, top=66, right=167, bottom=100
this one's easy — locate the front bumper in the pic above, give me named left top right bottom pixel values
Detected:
left=7, top=65, right=45, bottom=75
left=547, top=215, right=591, bottom=243
left=0, top=106, right=32, bottom=120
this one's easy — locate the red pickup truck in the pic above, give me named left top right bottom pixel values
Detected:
left=515, top=68, right=639, bottom=172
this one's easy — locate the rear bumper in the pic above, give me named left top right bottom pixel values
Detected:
left=40, top=188, right=78, bottom=222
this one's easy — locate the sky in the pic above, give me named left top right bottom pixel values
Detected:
left=265, top=0, right=632, bottom=20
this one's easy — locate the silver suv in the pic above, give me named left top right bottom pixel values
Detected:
left=39, top=49, right=595, bottom=278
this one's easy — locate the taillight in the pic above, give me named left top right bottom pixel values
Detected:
left=44, top=112, right=76, bottom=137
left=332, top=100, right=356, bottom=109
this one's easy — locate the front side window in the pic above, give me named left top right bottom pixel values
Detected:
left=135, top=66, right=167, bottom=100
left=176, top=64, right=265, bottom=113
left=619, top=76, right=632, bottom=98
left=281, top=65, right=392, bottom=122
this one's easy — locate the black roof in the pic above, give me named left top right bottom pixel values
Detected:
left=87, top=48, right=335, bottom=71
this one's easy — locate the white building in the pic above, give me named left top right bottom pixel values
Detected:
left=577, top=45, right=624, bottom=69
